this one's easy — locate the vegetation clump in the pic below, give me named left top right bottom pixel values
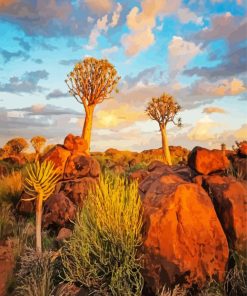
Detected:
left=62, top=174, right=143, bottom=295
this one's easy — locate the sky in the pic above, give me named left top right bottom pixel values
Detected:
left=0, top=0, right=246, bottom=152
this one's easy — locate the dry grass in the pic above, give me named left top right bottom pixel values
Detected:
left=0, top=171, right=23, bottom=204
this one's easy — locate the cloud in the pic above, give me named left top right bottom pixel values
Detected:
left=122, top=0, right=202, bottom=56
left=13, top=37, right=31, bottom=51
left=202, top=107, right=226, bottom=114
left=84, top=0, right=113, bottom=14
left=86, top=15, right=108, bottom=50
left=33, top=58, right=43, bottom=64
left=102, top=46, right=119, bottom=57
left=192, top=78, right=246, bottom=97
left=184, top=46, right=247, bottom=79
left=46, top=89, right=71, bottom=100
left=0, top=70, right=49, bottom=93
left=194, top=13, right=247, bottom=46
left=59, top=59, right=79, bottom=66
left=0, top=49, right=29, bottom=63
left=9, top=104, right=81, bottom=116
left=0, top=0, right=95, bottom=37
left=177, top=7, right=203, bottom=25
left=168, top=36, right=201, bottom=79
left=188, top=115, right=221, bottom=141
left=94, top=103, right=147, bottom=129
left=110, top=3, right=122, bottom=27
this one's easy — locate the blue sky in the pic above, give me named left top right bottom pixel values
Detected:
left=0, top=0, right=246, bottom=151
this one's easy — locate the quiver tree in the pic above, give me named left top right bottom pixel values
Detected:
left=146, top=93, right=182, bottom=165
left=22, top=161, right=60, bottom=253
left=31, top=136, right=47, bottom=161
left=3, top=137, right=28, bottom=155
left=65, top=57, right=120, bottom=152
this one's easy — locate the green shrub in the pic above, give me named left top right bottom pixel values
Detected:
left=0, top=202, right=15, bottom=240
left=62, top=174, right=143, bottom=295
left=14, top=248, right=55, bottom=296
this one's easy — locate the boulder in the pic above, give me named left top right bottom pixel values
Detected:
left=61, top=177, right=97, bottom=208
left=17, top=191, right=35, bottom=214
left=188, top=146, right=230, bottom=175
left=41, top=145, right=71, bottom=175
left=43, top=192, right=76, bottom=227
left=141, top=173, right=229, bottom=292
left=129, top=169, right=149, bottom=183
left=64, top=155, right=100, bottom=179
left=202, top=175, right=247, bottom=254
left=64, top=134, right=88, bottom=155
left=0, top=163, right=8, bottom=178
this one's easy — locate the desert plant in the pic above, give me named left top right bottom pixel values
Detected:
left=224, top=251, right=247, bottom=296
left=15, top=248, right=55, bottom=296
left=3, top=137, right=29, bottom=155
left=22, top=161, right=60, bottom=253
left=0, top=202, right=15, bottom=240
left=62, top=174, right=143, bottom=295
left=198, top=279, right=224, bottom=296
left=30, top=136, right=47, bottom=161
left=159, top=285, right=187, bottom=296
left=0, top=171, right=23, bottom=204
left=145, top=94, right=182, bottom=165
left=65, top=57, right=120, bottom=152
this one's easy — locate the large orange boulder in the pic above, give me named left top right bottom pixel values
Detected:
left=188, top=146, right=230, bottom=175
left=202, top=175, right=247, bottom=254
left=41, top=144, right=71, bottom=175
left=140, top=173, right=229, bottom=292
left=64, top=134, right=88, bottom=155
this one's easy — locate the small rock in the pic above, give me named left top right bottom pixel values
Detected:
left=56, top=227, right=72, bottom=241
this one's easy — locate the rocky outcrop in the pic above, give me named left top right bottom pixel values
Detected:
left=18, top=134, right=100, bottom=228
left=139, top=163, right=229, bottom=291
left=188, top=146, right=230, bottom=175
left=43, top=192, right=76, bottom=227
left=129, top=169, right=149, bottom=183
left=202, top=175, right=247, bottom=254
left=41, top=145, right=71, bottom=175
left=64, top=133, right=88, bottom=155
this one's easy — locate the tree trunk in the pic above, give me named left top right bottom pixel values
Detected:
left=82, top=105, right=95, bottom=153
left=36, top=193, right=43, bottom=253
left=160, top=125, right=172, bottom=166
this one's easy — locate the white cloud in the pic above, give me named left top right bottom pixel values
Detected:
left=188, top=115, right=220, bottom=141
left=168, top=36, right=201, bottom=78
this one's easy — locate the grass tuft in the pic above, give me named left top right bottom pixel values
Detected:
left=62, top=174, right=143, bottom=295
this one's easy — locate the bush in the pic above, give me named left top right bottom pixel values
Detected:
left=0, top=171, right=23, bottom=204
left=0, top=203, right=15, bottom=240
left=14, top=248, right=55, bottom=296
left=225, top=251, right=247, bottom=296
left=62, top=174, right=143, bottom=295
left=159, top=285, right=187, bottom=296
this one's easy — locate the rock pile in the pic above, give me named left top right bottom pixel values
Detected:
left=18, top=134, right=100, bottom=227
left=139, top=147, right=247, bottom=292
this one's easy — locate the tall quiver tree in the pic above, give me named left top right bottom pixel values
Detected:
left=31, top=136, right=46, bottom=161
left=146, top=93, right=182, bottom=165
left=65, top=57, right=120, bottom=152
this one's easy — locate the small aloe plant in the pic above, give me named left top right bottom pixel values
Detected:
left=22, top=160, right=60, bottom=253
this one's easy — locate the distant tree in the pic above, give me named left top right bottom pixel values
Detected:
left=65, top=57, right=120, bottom=152
left=3, top=137, right=29, bottom=155
left=145, top=93, right=182, bottom=165
left=31, top=136, right=47, bottom=160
